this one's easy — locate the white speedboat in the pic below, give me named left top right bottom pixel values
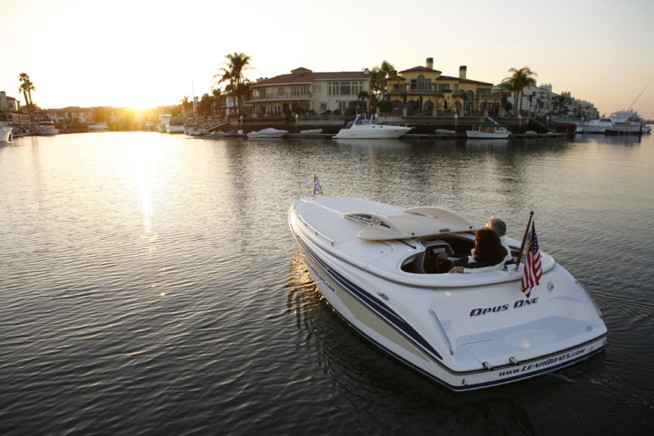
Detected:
left=88, top=122, right=109, bottom=132
left=246, top=127, right=288, bottom=138
left=466, top=123, right=510, bottom=139
left=36, top=120, right=58, bottom=136
left=289, top=196, right=607, bottom=391
left=166, top=118, right=185, bottom=134
left=576, top=117, right=614, bottom=134
left=333, top=115, right=411, bottom=139
left=0, top=125, right=13, bottom=143
left=157, top=114, right=172, bottom=132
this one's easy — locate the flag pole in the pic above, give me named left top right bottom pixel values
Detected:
left=515, top=211, right=534, bottom=270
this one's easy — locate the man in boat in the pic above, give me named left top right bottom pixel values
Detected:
left=447, top=229, right=507, bottom=273
left=433, top=217, right=512, bottom=274
left=485, top=216, right=512, bottom=265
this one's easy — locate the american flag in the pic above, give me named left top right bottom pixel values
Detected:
left=521, top=222, right=542, bottom=298
left=313, top=175, right=323, bottom=195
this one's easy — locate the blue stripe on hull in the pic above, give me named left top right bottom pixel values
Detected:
left=295, top=235, right=443, bottom=361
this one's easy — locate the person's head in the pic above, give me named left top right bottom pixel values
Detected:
left=486, top=216, right=506, bottom=237
left=474, top=228, right=505, bottom=263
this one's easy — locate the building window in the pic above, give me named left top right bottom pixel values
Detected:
left=291, top=85, right=310, bottom=96
left=410, top=75, right=432, bottom=91
left=477, top=88, right=490, bottom=98
left=328, top=81, right=362, bottom=96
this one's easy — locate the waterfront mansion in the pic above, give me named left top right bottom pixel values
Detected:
left=246, top=58, right=500, bottom=117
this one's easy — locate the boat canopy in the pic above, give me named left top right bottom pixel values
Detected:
left=343, top=206, right=477, bottom=240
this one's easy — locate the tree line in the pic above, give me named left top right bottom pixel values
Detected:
left=14, top=55, right=575, bottom=119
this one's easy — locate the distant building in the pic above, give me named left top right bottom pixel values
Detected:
left=247, top=67, right=371, bottom=116
left=46, top=107, right=94, bottom=124
left=498, top=83, right=599, bottom=119
left=0, top=91, right=20, bottom=112
left=385, top=58, right=498, bottom=116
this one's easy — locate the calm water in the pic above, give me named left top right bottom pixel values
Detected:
left=1, top=131, right=652, bottom=435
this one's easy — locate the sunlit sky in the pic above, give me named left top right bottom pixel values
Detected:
left=3, top=0, right=653, bottom=118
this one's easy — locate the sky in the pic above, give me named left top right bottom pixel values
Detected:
left=2, top=0, right=653, bottom=118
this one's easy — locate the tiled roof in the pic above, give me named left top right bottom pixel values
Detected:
left=437, top=75, right=493, bottom=86
left=252, top=69, right=369, bottom=87
left=399, top=66, right=442, bottom=74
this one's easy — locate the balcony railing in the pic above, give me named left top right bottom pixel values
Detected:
left=249, top=92, right=312, bottom=102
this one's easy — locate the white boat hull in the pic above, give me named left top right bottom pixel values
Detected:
left=0, top=126, right=12, bottom=143
left=247, top=128, right=288, bottom=138
left=466, top=130, right=510, bottom=139
left=333, top=125, right=411, bottom=139
left=88, top=123, right=109, bottom=132
left=605, top=123, right=648, bottom=135
left=289, top=196, right=607, bottom=391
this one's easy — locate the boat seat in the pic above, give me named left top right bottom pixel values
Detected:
left=421, top=240, right=453, bottom=274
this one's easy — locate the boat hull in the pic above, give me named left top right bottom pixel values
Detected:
left=0, top=126, right=12, bottom=143
left=466, top=130, right=510, bottom=139
left=333, top=126, right=411, bottom=139
left=289, top=196, right=607, bottom=391
left=247, top=128, right=288, bottom=138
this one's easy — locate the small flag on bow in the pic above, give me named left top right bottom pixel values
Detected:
left=521, top=221, right=542, bottom=298
left=313, top=175, right=323, bottom=195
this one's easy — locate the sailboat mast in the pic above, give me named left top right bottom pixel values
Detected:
left=629, top=80, right=652, bottom=109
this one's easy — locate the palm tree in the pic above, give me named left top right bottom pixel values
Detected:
left=499, top=67, right=537, bottom=115
left=18, top=72, right=35, bottom=113
left=214, top=52, right=252, bottom=114
left=369, top=60, right=397, bottom=108
left=552, top=95, right=571, bottom=115
left=357, top=91, right=369, bottom=114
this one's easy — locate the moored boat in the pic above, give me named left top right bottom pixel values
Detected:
left=36, top=120, right=58, bottom=136
left=246, top=127, right=288, bottom=138
left=288, top=195, right=607, bottom=391
left=0, top=125, right=13, bottom=143
left=577, top=110, right=651, bottom=134
left=88, top=122, right=109, bottom=132
left=466, top=123, right=510, bottom=139
left=576, top=117, right=614, bottom=134
left=333, top=115, right=411, bottom=139
left=166, top=118, right=185, bottom=134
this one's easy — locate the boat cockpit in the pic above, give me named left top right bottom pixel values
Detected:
left=401, top=234, right=517, bottom=274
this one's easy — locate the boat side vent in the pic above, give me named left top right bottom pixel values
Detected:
left=429, top=309, right=454, bottom=355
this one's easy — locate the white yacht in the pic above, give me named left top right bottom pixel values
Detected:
left=0, top=125, right=13, bottom=143
left=466, top=123, right=510, bottom=139
left=333, top=115, right=411, bottom=139
left=88, top=122, right=109, bottom=132
left=246, top=128, right=288, bottom=138
left=157, top=114, right=172, bottom=133
left=289, top=196, right=607, bottom=391
left=577, top=110, right=650, bottom=134
left=36, top=120, right=58, bottom=136
left=165, top=118, right=185, bottom=134
left=576, top=117, right=614, bottom=134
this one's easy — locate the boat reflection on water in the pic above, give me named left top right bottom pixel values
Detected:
left=465, top=138, right=509, bottom=149
left=334, top=138, right=409, bottom=150
left=286, top=252, right=323, bottom=324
